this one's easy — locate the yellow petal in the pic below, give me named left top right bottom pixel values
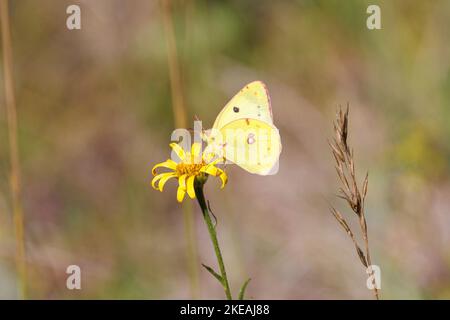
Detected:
left=170, top=143, right=186, bottom=161
left=191, top=143, right=202, bottom=164
left=208, top=157, right=222, bottom=166
left=158, top=173, right=177, bottom=191
left=152, top=159, right=177, bottom=175
left=218, top=171, right=228, bottom=188
left=200, top=164, right=227, bottom=188
left=151, top=173, right=172, bottom=190
left=203, top=144, right=223, bottom=163
left=200, top=164, right=221, bottom=176
left=202, top=151, right=216, bottom=163
left=178, top=174, right=187, bottom=190
left=177, top=186, right=186, bottom=202
left=186, top=175, right=196, bottom=199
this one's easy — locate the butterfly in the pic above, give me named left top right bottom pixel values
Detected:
left=203, top=81, right=282, bottom=175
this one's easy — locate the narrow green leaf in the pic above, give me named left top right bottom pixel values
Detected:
left=202, top=263, right=223, bottom=284
left=238, top=278, right=251, bottom=300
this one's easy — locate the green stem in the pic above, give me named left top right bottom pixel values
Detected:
left=195, top=182, right=232, bottom=300
left=182, top=201, right=200, bottom=299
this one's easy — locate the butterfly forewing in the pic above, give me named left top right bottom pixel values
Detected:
left=212, top=81, right=273, bottom=131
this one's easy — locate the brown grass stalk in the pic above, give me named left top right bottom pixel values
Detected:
left=0, top=0, right=27, bottom=299
left=329, top=106, right=380, bottom=300
left=161, top=0, right=199, bottom=298
left=161, top=0, right=187, bottom=129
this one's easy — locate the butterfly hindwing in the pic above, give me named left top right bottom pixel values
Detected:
left=207, top=118, right=281, bottom=175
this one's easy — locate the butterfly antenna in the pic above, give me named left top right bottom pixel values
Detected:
left=207, top=200, right=218, bottom=228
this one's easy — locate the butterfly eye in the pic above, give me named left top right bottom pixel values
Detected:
left=233, top=107, right=239, bottom=113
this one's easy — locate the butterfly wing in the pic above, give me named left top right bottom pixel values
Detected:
left=208, top=118, right=281, bottom=175
left=212, top=81, right=273, bottom=131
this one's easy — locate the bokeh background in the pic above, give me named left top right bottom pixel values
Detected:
left=1, top=0, right=450, bottom=299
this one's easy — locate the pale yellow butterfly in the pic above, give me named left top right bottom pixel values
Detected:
left=204, top=81, right=282, bottom=175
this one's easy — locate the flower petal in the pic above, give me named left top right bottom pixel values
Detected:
left=151, top=173, right=172, bottom=190
left=176, top=174, right=189, bottom=202
left=186, top=175, right=196, bottom=199
left=208, top=157, right=223, bottom=166
left=170, top=143, right=186, bottom=161
left=200, top=164, right=227, bottom=188
left=202, top=151, right=216, bottom=163
left=191, top=143, right=202, bottom=164
left=200, top=164, right=221, bottom=176
left=158, top=173, right=177, bottom=191
left=152, top=159, right=177, bottom=175
left=177, top=186, right=186, bottom=202
left=178, top=174, right=187, bottom=190
left=203, top=144, right=223, bottom=164
left=218, top=171, right=228, bottom=188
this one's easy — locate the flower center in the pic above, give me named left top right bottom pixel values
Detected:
left=176, top=162, right=204, bottom=176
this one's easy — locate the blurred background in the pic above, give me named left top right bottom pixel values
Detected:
left=0, top=0, right=449, bottom=299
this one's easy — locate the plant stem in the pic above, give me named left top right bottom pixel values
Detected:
left=361, top=215, right=380, bottom=300
left=0, top=0, right=27, bottom=299
left=195, top=183, right=232, bottom=300
left=161, top=0, right=187, bottom=129
left=182, top=201, right=200, bottom=298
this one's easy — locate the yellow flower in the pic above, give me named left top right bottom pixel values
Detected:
left=152, top=142, right=228, bottom=202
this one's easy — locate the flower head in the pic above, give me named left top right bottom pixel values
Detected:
left=152, top=143, right=227, bottom=202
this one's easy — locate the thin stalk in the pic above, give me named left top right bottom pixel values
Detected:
left=0, top=0, right=27, bottom=299
left=161, top=0, right=199, bottom=298
left=361, top=214, right=379, bottom=299
left=181, top=201, right=199, bottom=298
left=329, top=106, right=380, bottom=300
left=161, top=0, right=187, bottom=128
left=195, top=182, right=232, bottom=300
